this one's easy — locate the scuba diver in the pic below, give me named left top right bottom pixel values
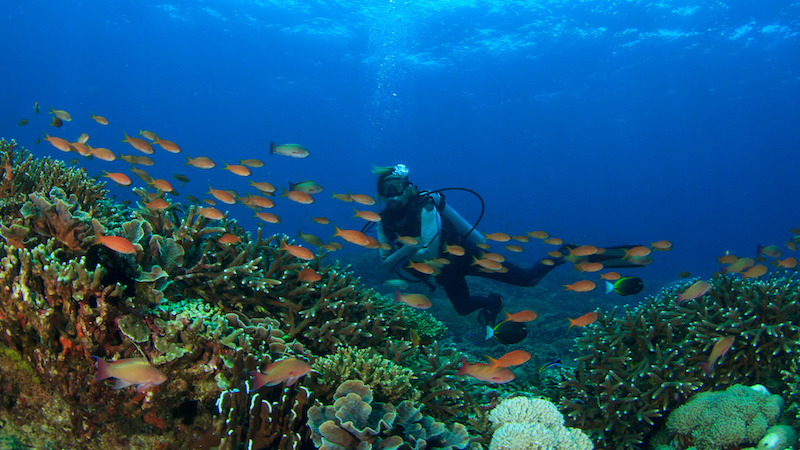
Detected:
left=372, top=163, right=645, bottom=345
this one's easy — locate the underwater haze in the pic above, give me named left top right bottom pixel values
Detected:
left=2, top=0, right=799, bottom=282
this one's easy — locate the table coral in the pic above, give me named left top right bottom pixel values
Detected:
left=665, top=384, right=783, bottom=449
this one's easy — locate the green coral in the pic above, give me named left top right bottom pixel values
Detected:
left=371, top=292, right=447, bottom=340
left=665, top=384, right=783, bottom=449
left=313, top=345, right=418, bottom=403
left=0, top=344, right=39, bottom=384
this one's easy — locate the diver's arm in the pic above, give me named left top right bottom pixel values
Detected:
left=378, top=221, right=416, bottom=273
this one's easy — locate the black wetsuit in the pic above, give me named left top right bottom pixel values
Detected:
left=377, top=192, right=560, bottom=320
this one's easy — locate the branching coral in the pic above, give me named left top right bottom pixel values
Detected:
left=313, top=345, right=417, bottom=403
left=560, top=273, right=800, bottom=449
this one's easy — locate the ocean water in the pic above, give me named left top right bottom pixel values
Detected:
left=1, top=0, right=799, bottom=285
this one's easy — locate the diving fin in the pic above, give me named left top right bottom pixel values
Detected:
left=586, top=245, right=647, bottom=268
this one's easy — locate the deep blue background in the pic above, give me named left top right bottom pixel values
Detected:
left=2, top=0, right=799, bottom=283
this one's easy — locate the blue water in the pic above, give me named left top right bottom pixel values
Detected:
left=2, top=0, right=799, bottom=283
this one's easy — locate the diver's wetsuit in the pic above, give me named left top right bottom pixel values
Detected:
left=377, top=192, right=560, bottom=320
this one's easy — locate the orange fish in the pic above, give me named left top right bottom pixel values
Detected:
left=223, top=163, right=251, bottom=177
left=120, top=154, right=155, bottom=166
left=149, top=179, right=174, bottom=193
left=198, top=207, right=224, bottom=220
left=333, top=227, right=371, bottom=246
left=297, top=268, right=322, bottom=282
left=493, top=350, right=531, bottom=368
left=564, top=280, right=596, bottom=292
left=89, top=113, right=108, bottom=125
left=89, top=147, right=116, bottom=161
left=543, top=237, right=563, bottom=245
left=676, top=280, right=711, bottom=304
left=787, top=241, right=798, bottom=252
left=569, top=245, right=599, bottom=257
left=145, top=198, right=170, bottom=211
left=353, top=209, right=382, bottom=222
left=97, top=234, right=137, bottom=254
left=93, top=357, right=166, bottom=392
left=43, top=133, right=73, bottom=152
left=472, top=257, right=503, bottom=271
left=186, top=155, right=216, bottom=169
left=512, top=235, right=530, bottom=243
left=505, top=244, right=524, bottom=253
left=624, top=246, right=651, bottom=258
left=599, top=272, right=621, bottom=281
left=282, top=188, right=314, bottom=205
left=242, top=194, right=275, bottom=209
left=482, top=252, right=505, bottom=263
left=394, top=290, right=432, bottom=309
left=154, top=137, right=181, bottom=153
left=70, top=142, right=92, bottom=156
left=331, top=193, right=352, bottom=202
left=102, top=172, right=131, bottom=186
left=700, top=335, right=735, bottom=375
left=476, top=243, right=491, bottom=249
left=651, top=240, right=673, bottom=251
left=568, top=312, right=598, bottom=329
left=239, top=158, right=264, bottom=168
left=741, top=264, right=768, bottom=279
left=349, top=192, right=376, bottom=206
left=123, top=133, right=154, bottom=154
left=218, top=233, right=241, bottom=244
left=444, top=244, right=465, bottom=256
left=255, top=212, right=280, bottom=224
left=717, top=254, right=739, bottom=264
left=249, top=181, right=276, bottom=193
left=773, top=257, right=798, bottom=269
left=456, top=359, right=515, bottom=384
left=501, top=310, right=537, bottom=323
left=528, top=231, right=549, bottom=239
left=396, top=235, right=419, bottom=246
left=280, top=241, right=315, bottom=261
left=575, top=262, right=604, bottom=273
left=484, top=232, right=511, bottom=242
left=548, top=250, right=563, bottom=258
left=76, top=133, right=89, bottom=144
left=406, top=261, right=438, bottom=275
left=208, top=187, right=236, bottom=205
left=250, top=358, right=312, bottom=390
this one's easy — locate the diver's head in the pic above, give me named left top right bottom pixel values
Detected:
left=375, top=164, right=415, bottom=211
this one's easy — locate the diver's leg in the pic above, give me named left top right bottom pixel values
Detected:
left=470, top=259, right=562, bottom=288
left=435, top=267, right=502, bottom=319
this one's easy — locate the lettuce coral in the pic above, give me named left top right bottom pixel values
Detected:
left=488, top=397, right=593, bottom=450
left=666, top=384, right=783, bottom=450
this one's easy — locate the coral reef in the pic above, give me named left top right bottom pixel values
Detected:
left=0, top=138, right=481, bottom=448
left=488, top=396, right=593, bottom=450
left=665, top=384, right=783, bottom=449
left=559, top=273, right=800, bottom=449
